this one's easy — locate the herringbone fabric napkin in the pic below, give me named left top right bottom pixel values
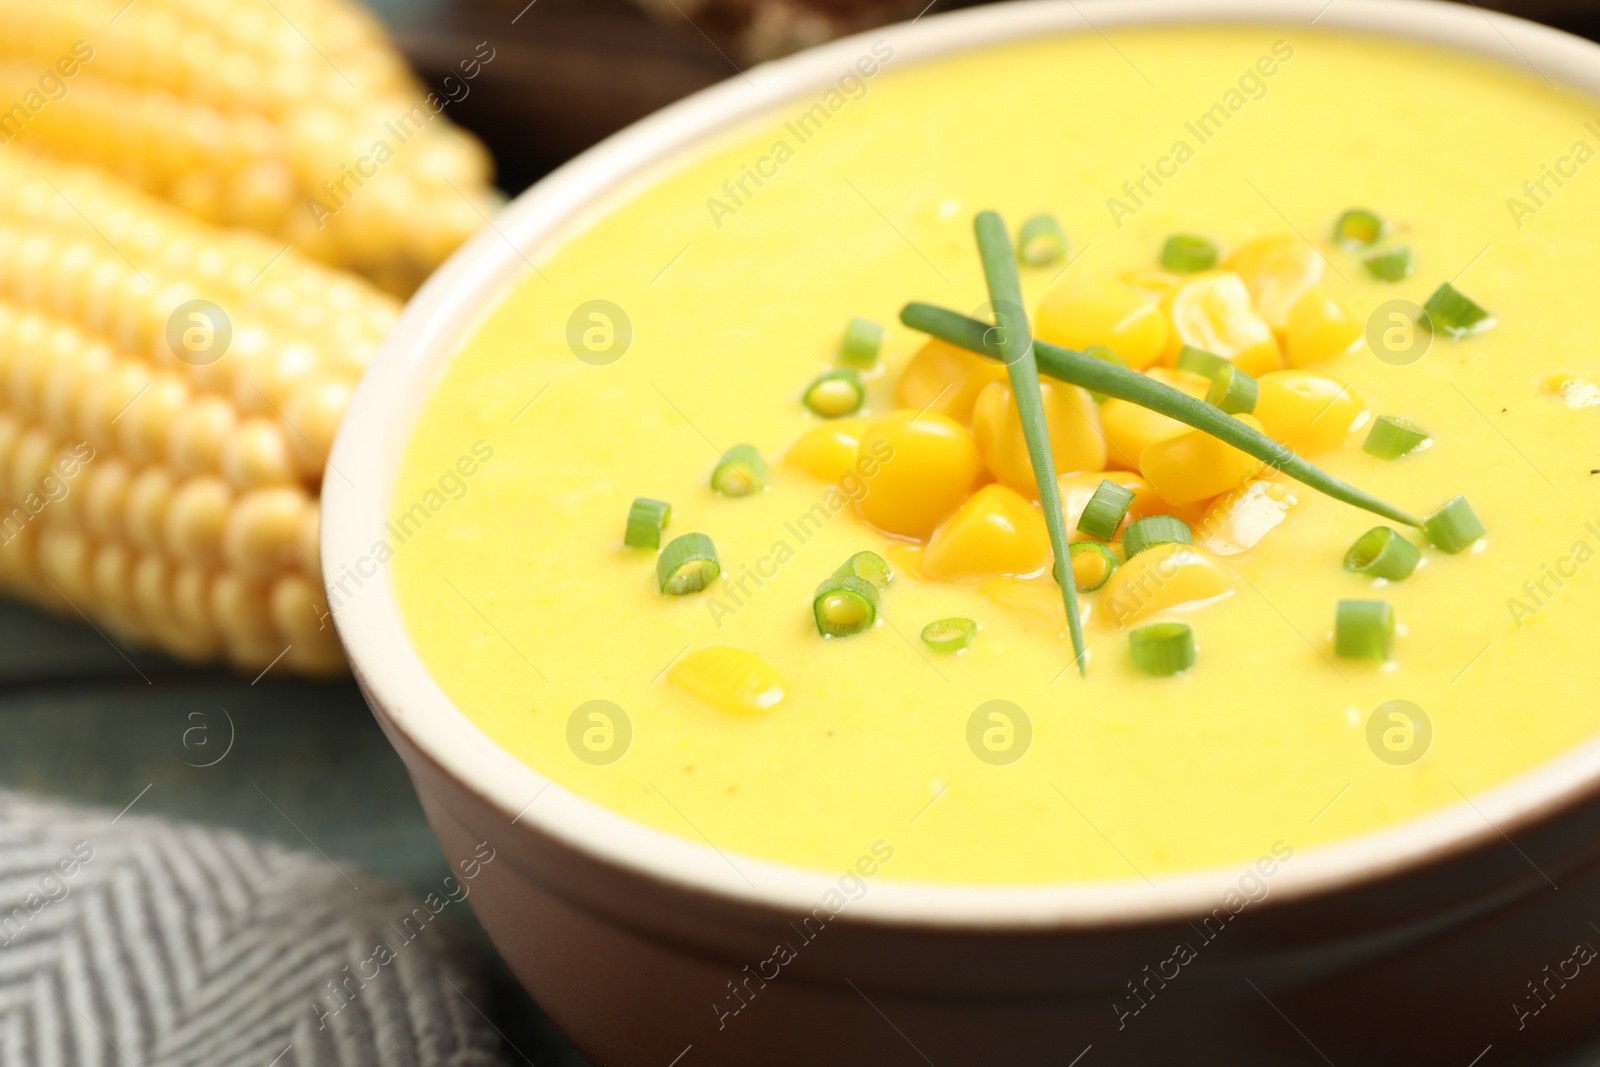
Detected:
left=0, top=792, right=507, bottom=1067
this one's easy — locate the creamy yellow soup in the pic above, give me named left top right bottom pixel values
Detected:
left=389, top=26, right=1600, bottom=884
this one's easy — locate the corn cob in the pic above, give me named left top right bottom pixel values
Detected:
left=0, top=150, right=401, bottom=677
left=0, top=0, right=500, bottom=295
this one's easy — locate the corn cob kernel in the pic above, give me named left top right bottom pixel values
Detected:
left=0, top=151, right=395, bottom=674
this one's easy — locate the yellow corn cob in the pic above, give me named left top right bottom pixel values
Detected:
left=0, top=150, right=401, bottom=677
left=0, top=0, right=499, bottom=295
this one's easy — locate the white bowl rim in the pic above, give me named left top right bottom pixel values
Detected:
left=326, top=0, right=1600, bottom=929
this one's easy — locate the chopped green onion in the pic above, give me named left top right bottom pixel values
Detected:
left=1363, top=415, right=1431, bottom=460
left=1130, top=622, right=1196, bottom=676
left=1081, top=345, right=1128, bottom=403
left=974, top=211, right=1087, bottom=677
left=898, top=302, right=1426, bottom=529
left=1343, top=526, right=1421, bottom=581
left=1335, top=599, right=1394, bottom=659
left=1333, top=209, right=1385, bottom=248
left=1364, top=246, right=1413, bottom=282
left=813, top=574, right=878, bottom=637
left=1423, top=495, right=1484, bottom=554
left=1068, top=541, right=1119, bottom=592
left=711, top=444, right=768, bottom=496
left=657, top=533, right=720, bottom=595
left=1206, top=364, right=1258, bottom=415
left=1160, top=234, right=1218, bottom=274
left=921, top=617, right=977, bottom=653
left=1016, top=213, right=1068, bottom=266
left=1423, top=283, right=1495, bottom=339
left=1076, top=480, right=1135, bottom=541
left=1121, top=515, right=1192, bottom=559
left=1176, top=345, right=1230, bottom=380
left=802, top=369, right=864, bottom=418
left=623, top=497, right=670, bottom=549
left=840, top=316, right=884, bottom=367
left=833, top=550, right=892, bottom=590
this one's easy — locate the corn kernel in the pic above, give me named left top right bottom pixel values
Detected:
left=1255, top=371, right=1368, bottom=455
left=1140, top=413, right=1268, bottom=506
left=1223, top=235, right=1325, bottom=333
left=1035, top=275, right=1169, bottom=370
left=1196, top=478, right=1299, bottom=556
left=971, top=379, right=1106, bottom=497
left=1284, top=287, right=1363, bottom=367
left=1100, top=367, right=1211, bottom=471
left=1162, top=271, right=1282, bottom=376
left=923, top=484, right=1052, bottom=580
left=1099, top=542, right=1235, bottom=626
left=224, top=487, right=308, bottom=577
left=1121, top=268, right=1182, bottom=302
left=981, top=576, right=1067, bottom=629
left=785, top=417, right=869, bottom=484
left=125, top=467, right=176, bottom=552
left=164, top=476, right=232, bottom=566
left=668, top=646, right=787, bottom=714
left=854, top=411, right=981, bottom=540
left=894, top=338, right=1006, bottom=423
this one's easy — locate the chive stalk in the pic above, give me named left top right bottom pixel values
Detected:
left=1068, top=540, right=1119, bottom=591
left=624, top=497, right=671, bottom=549
left=813, top=574, right=878, bottom=637
left=1423, top=495, right=1484, bottom=553
left=1206, top=364, right=1259, bottom=415
left=1017, top=213, right=1068, bottom=266
left=1363, top=415, right=1430, bottom=460
left=711, top=444, right=768, bottom=496
left=1122, top=515, right=1192, bottom=559
left=1130, top=622, right=1196, bottom=676
left=657, top=533, right=720, bottom=595
left=1160, top=234, right=1218, bottom=274
left=1335, top=599, right=1394, bottom=659
left=1176, top=345, right=1230, bottom=379
left=898, top=301, right=1425, bottom=528
left=833, top=550, right=892, bottom=589
left=1081, top=345, right=1127, bottom=403
left=1076, top=480, right=1135, bottom=541
left=1364, top=246, right=1413, bottom=282
left=802, top=369, right=865, bottom=417
left=921, top=617, right=977, bottom=653
left=973, top=210, right=1087, bottom=676
left=840, top=316, right=884, bottom=367
left=1423, top=283, right=1494, bottom=338
left=1334, top=209, right=1385, bottom=248
left=1344, top=526, right=1421, bottom=581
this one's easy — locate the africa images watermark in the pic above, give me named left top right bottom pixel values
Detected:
left=706, top=39, right=895, bottom=229
left=0, top=441, right=94, bottom=546
left=1112, top=840, right=1295, bottom=1030
left=0, top=840, right=95, bottom=946
left=305, top=40, right=498, bottom=229
left=704, top=437, right=894, bottom=628
left=1504, top=517, right=1600, bottom=628
left=1106, top=40, right=1295, bottom=228
left=0, top=40, right=95, bottom=145
left=1506, top=120, right=1600, bottom=230
left=321, top=439, right=496, bottom=622
left=712, top=841, right=895, bottom=1030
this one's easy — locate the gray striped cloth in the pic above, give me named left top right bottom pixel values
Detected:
left=0, top=792, right=507, bottom=1067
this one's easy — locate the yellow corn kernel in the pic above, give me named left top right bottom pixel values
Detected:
left=90, top=542, right=135, bottom=622
left=668, top=646, right=787, bottom=714
left=1121, top=268, right=1182, bottom=302
left=211, top=572, right=277, bottom=644
left=854, top=411, right=981, bottom=540
left=894, top=338, right=1006, bottom=424
left=82, top=459, right=131, bottom=540
left=117, top=373, right=189, bottom=464
left=271, top=573, right=335, bottom=649
left=1058, top=471, right=1168, bottom=542
left=125, top=467, right=175, bottom=551
left=1100, top=367, right=1211, bottom=471
left=1099, top=542, right=1235, bottom=627
left=1162, top=271, right=1283, bottom=376
left=1196, top=477, right=1300, bottom=556
left=1284, top=287, right=1363, bottom=367
left=1255, top=371, right=1369, bottom=455
left=281, top=376, right=352, bottom=478
left=225, top=487, right=309, bottom=577
left=882, top=543, right=925, bottom=582
left=0, top=2, right=499, bottom=294
left=1541, top=371, right=1600, bottom=409
left=1140, top=414, right=1268, bottom=507
left=785, top=418, right=869, bottom=484
left=971, top=379, right=1106, bottom=497
left=1035, top=275, right=1169, bottom=370
left=167, top=394, right=237, bottom=476
left=923, top=484, right=1052, bottom=580
left=222, top=417, right=297, bottom=489
left=1223, top=235, right=1325, bottom=333
left=164, top=476, right=232, bottom=567
left=37, top=525, right=91, bottom=604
